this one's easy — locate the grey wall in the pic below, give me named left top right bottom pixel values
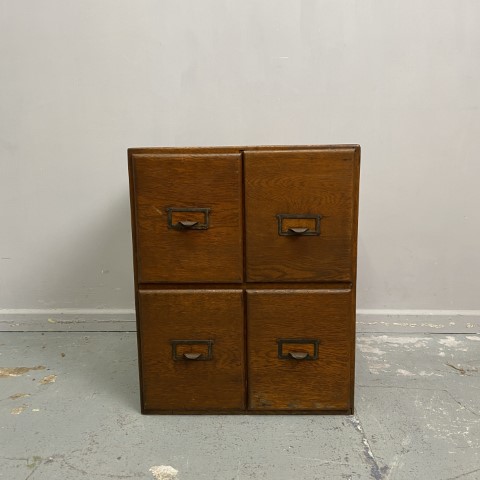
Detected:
left=1, top=1, right=480, bottom=318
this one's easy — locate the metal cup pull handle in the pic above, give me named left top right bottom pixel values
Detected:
left=287, top=227, right=309, bottom=235
left=172, top=340, right=214, bottom=361
left=183, top=352, right=202, bottom=360
left=167, top=208, right=210, bottom=230
left=288, top=351, right=309, bottom=360
left=277, top=339, right=320, bottom=360
left=176, top=220, right=199, bottom=228
left=277, top=214, right=321, bottom=236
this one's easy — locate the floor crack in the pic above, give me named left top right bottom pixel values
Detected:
left=357, top=384, right=480, bottom=417
left=347, top=414, right=389, bottom=480
left=443, top=390, right=480, bottom=417
left=358, top=384, right=480, bottom=417
left=445, top=466, right=480, bottom=479
left=24, top=462, right=42, bottom=480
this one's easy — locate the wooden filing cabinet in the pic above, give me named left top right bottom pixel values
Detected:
left=128, top=145, right=360, bottom=414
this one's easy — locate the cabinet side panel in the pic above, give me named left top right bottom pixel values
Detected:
left=128, top=152, right=144, bottom=411
left=350, top=146, right=361, bottom=411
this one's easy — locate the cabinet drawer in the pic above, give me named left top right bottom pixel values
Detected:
left=139, top=289, right=245, bottom=412
left=246, top=289, right=353, bottom=411
left=244, top=148, right=359, bottom=282
left=131, top=153, right=243, bottom=283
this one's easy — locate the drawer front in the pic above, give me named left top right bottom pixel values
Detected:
left=244, top=148, right=359, bottom=282
left=139, top=290, right=245, bottom=412
left=247, top=289, right=353, bottom=411
left=132, top=153, right=243, bottom=283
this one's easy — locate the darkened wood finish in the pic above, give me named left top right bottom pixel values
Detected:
left=131, top=153, right=243, bottom=283
left=137, top=282, right=352, bottom=291
left=128, top=145, right=359, bottom=155
left=128, top=145, right=360, bottom=414
left=139, top=290, right=245, bottom=412
left=128, top=155, right=145, bottom=410
left=244, top=148, right=357, bottom=282
left=247, top=289, right=353, bottom=411
left=349, top=146, right=361, bottom=412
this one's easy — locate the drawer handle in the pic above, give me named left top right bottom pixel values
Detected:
left=288, top=227, right=309, bottom=235
left=277, top=338, right=319, bottom=360
left=171, top=339, right=214, bottom=361
left=176, top=220, right=199, bottom=229
left=288, top=351, right=309, bottom=360
left=183, top=352, right=202, bottom=360
left=277, top=214, right=321, bottom=236
left=167, top=207, right=210, bottom=230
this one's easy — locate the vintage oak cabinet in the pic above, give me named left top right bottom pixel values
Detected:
left=128, top=145, right=360, bottom=414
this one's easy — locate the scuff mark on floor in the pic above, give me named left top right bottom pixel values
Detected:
left=0, top=366, right=45, bottom=378
left=24, top=456, right=43, bottom=480
left=359, top=336, right=433, bottom=351
left=149, top=465, right=178, bottom=480
left=368, top=362, right=391, bottom=375
left=423, top=389, right=480, bottom=448
left=439, top=336, right=465, bottom=349
left=445, top=363, right=478, bottom=376
left=27, top=456, right=42, bottom=469
left=39, top=374, right=57, bottom=385
left=358, top=344, right=387, bottom=355
left=9, top=393, right=31, bottom=400
left=418, top=370, right=443, bottom=377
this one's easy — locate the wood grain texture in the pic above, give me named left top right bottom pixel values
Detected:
left=137, top=282, right=352, bottom=291
left=128, top=154, right=145, bottom=410
left=244, top=148, right=357, bottom=282
left=128, top=145, right=360, bottom=155
left=349, top=145, right=361, bottom=411
left=139, top=290, right=245, bottom=412
left=246, top=289, right=353, bottom=411
left=132, top=153, right=243, bottom=283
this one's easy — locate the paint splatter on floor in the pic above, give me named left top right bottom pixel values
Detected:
left=11, top=405, right=28, bottom=415
left=39, top=374, right=57, bottom=384
left=0, top=366, right=45, bottom=378
left=149, top=465, right=178, bottom=479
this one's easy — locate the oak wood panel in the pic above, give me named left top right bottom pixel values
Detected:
left=129, top=145, right=360, bottom=415
left=349, top=145, right=361, bottom=410
left=139, top=290, right=245, bottom=412
left=247, top=289, right=353, bottom=411
left=137, top=282, right=352, bottom=291
left=128, top=155, right=145, bottom=410
left=128, top=145, right=360, bottom=156
left=244, top=148, right=358, bottom=282
left=132, top=153, right=243, bottom=283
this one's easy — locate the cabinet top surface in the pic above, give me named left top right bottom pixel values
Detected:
left=128, top=145, right=360, bottom=156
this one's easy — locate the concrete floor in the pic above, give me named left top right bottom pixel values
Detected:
left=1, top=332, right=479, bottom=480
